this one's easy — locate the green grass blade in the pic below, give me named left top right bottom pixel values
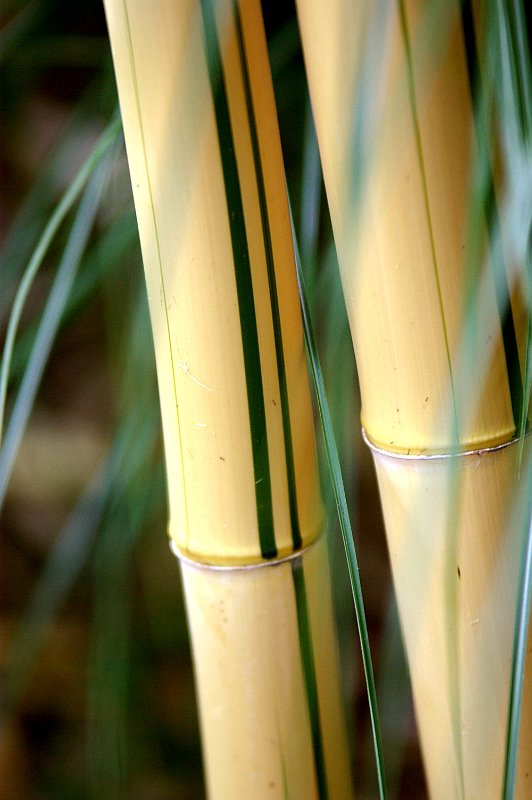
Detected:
left=289, top=203, right=388, bottom=800
left=6, top=213, right=138, bottom=387
left=503, top=473, right=532, bottom=799
left=0, top=114, right=121, bottom=445
left=87, top=424, right=161, bottom=799
left=375, top=594, right=412, bottom=800
left=0, top=145, right=117, bottom=509
left=86, top=280, right=161, bottom=796
left=0, top=73, right=118, bottom=318
left=299, top=103, right=321, bottom=279
left=1, top=376, right=159, bottom=730
left=495, top=5, right=532, bottom=791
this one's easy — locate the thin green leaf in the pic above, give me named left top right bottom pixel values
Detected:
left=289, top=203, right=388, bottom=800
left=0, top=142, right=118, bottom=509
left=7, top=212, right=139, bottom=386
left=0, top=73, right=118, bottom=316
left=375, top=593, right=412, bottom=800
left=0, top=114, right=121, bottom=445
left=87, top=432, right=161, bottom=799
left=503, top=468, right=532, bottom=799
left=1, top=390, right=159, bottom=728
left=299, top=103, right=321, bottom=279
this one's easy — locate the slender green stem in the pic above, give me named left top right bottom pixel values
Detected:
left=0, top=114, right=121, bottom=445
left=299, top=103, right=321, bottom=279
left=503, top=474, right=532, bottom=799
left=0, top=147, right=115, bottom=509
left=289, top=203, right=388, bottom=800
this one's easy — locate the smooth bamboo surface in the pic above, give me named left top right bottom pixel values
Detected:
left=297, top=0, right=526, bottom=455
left=296, top=0, right=531, bottom=796
left=182, top=536, right=352, bottom=800
left=371, top=438, right=530, bottom=799
left=104, top=0, right=322, bottom=566
left=104, top=0, right=353, bottom=797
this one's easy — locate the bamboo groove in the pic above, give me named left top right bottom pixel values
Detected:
left=296, top=0, right=531, bottom=796
left=104, top=0, right=353, bottom=796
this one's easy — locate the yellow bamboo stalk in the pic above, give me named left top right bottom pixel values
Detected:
left=296, top=0, right=531, bottom=796
left=297, top=0, right=524, bottom=455
left=103, top=0, right=353, bottom=796
left=104, top=0, right=322, bottom=566
left=181, top=536, right=351, bottom=798
left=370, top=436, right=530, bottom=798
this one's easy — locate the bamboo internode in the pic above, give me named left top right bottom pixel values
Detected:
left=181, top=535, right=352, bottom=799
left=296, top=0, right=525, bottom=456
left=297, top=0, right=531, bottom=796
left=104, top=0, right=353, bottom=796
left=367, top=434, right=531, bottom=798
left=104, top=0, right=322, bottom=567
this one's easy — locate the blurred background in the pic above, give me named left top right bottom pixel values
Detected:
left=0, top=1, right=425, bottom=797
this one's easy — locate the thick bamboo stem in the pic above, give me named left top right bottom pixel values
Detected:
left=368, top=435, right=530, bottom=798
left=296, top=0, right=531, bottom=796
left=181, top=537, right=351, bottom=798
left=104, top=0, right=353, bottom=796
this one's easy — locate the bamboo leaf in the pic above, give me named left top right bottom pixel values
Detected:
left=290, top=204, right=387, bottom=800
left=299, top=103, right=321, bottom=280
left=0, top=138, right=118, bottom=509
left=504, top=474, right=532, bottom=799
left=0, top=115, right=121, bottom=445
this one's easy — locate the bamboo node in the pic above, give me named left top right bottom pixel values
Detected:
left=361, top=427, right=528, bottom=461
left=168, top=537, right=321, bottom=571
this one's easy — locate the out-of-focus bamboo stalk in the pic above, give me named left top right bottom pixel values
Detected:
left=103, top=0, right=353, bottom=796
left=296, top=0, right=531, bottom=796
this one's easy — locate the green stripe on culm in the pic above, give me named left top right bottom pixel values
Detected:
left=292, top=562, right=328, bottom=800
left=200, top=0, right=276, bottom=559
left=234, top=5, right=302, bottom=551
left=292, top=204, right=386, bottom=798
left=460, top=0, right=524, bottom=432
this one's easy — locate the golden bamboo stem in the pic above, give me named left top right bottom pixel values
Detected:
left=103, top=0, right=353, bottom=796
left=104, top=0, right=322, bottom=566
left=181, top=537, right=352, bottom=798
left=296, top=0, right=531, bottom=796
left=368, top=435, right=530, bottom=798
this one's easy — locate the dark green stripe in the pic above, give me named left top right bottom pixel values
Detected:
left=460, top=0, right=524, bottom=431
left=292, top=562, right=328, bottom=800
left=200, top=0, right=276, bottom=558
left=501, top=0, right=529, bottom=143
left=234, top=6, right=302, bottom=551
